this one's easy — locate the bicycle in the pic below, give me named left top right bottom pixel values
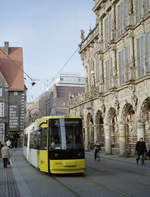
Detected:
left=94, top=146, right=101, bottom=161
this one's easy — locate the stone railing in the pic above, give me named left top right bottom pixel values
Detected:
left=69, top=86, right=100, bottom=108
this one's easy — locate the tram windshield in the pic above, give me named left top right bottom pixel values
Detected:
left=49, top=118, right=83, bottom=150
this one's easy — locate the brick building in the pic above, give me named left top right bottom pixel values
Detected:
left=0, top=42, right=26, bottom=143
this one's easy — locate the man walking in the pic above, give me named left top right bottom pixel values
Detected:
left=135, top=138, right=147, bottom=165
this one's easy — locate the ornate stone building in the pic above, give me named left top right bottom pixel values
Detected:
left=69, top=0, right=150, bottom=155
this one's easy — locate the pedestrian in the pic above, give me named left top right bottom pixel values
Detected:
left=1, top=142, right=11, bottom=168
left=6, top=139, right=11, bottom=148
left=147, top=141, right=150, bottom=160
left=94, top=141, right=101, bottom=160
left=135, top=138, right=147, bottom=165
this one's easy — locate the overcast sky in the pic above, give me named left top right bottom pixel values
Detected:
left=0, top=0, right=96, bottom=102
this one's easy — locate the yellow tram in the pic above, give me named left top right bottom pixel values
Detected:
left=23, top=116, right=85, bottom=174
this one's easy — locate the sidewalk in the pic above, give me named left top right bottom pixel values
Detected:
left=0, top=148, right=33, bottom=197
left=0, top=152, right=20, bottom=197
left=87, top=151, right=150, bottom=167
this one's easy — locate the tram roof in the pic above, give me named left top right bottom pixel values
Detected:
left=37, top=115, right=82, bottom=126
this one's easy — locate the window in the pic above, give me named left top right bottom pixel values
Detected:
left=117, top=0, right=128, bottom=38
left=119, top=46, right=130, bottom=85
left=96, top=57, right=100, bottom=81
left=137, top=35, right=144, bottom=77
left=139, top=0, right=143, bottom=18
left=136, top=0, right=143, bottom=22
left=119, top=51, right=124, bottom=84
left=30, top=131, right=40, bottom=149
left=125, top=46, right=130, bottom=81
left=121, top=1, right=124, bottom=32
left=105, top=60, right=109, bottom=90
left=105, top=58, right=113, bottom=91
left=110, top=58, right=113, bottom=88
left=117, top=4, right=121, bottom=37
left=0, top=103, right=4, bottom=117
left=104, top=12, right=112, bottom=48
left=0, top=88, right=2, bottom=96
left=146, top=32, right=150, bottom=72
left=24, top=134, right=28, bottom=147
left=40, top=128, right=47, bottom=150
left=14, top=92, right=18, bottom=96
left=124, top=0, right=128, bottom=27
left=0, top=123, right=5, bottom=139
left=145, top=0, right=150, bottom=11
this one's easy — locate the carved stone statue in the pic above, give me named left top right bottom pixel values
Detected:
left=129, top=0, right=133, bottom=14
left=132, top=94, right=138, bottom=111
left=80, top=29, right=85, bottom=41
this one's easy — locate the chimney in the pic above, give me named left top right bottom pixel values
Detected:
left=4, top=41, right=9, bottom=55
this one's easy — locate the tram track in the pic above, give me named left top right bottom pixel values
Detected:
left=99, top=155, right=150, bottom=169
left=12, top=151, right=150, bottom=197
left=87, top=164, right=150, bottom=193
left=51, top=173, right=134, bottom=197
left=51, top=176, right=83, bottom=197
left=86, top=154, right=150, bottom=178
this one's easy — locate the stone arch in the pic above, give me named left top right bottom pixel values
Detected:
left=107, top=107, right=119, bottom=150
left=95, top=110, right=104, bottom=147
left=86, top=113, right=94, bottom=150
left=140, top=97, right=150, bottom=143
left=121, top=103, right=137, bottom=149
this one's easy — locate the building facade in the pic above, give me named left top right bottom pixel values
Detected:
left=69, top=0, right=150, bottom=155
left=26, top=74, right=85, bottom=125
left=0, top=42, right=26, bottom=143
left=49, top=74, right=85, bottom=116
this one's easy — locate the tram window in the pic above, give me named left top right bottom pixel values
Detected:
left=30, top=131, right=40, bottom=149
left=65, top=119, right=83, bottom=150
left=40, top=128, right=47, bottom=150
left=24, top=134, right=28, bottom=146
left=49, top=119, right=61, bottom=150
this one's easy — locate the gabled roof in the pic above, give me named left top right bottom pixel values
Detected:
left=0, top=46, right=24, bottom=91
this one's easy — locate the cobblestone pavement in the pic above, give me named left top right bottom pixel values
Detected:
left=0, top=156, right=20, bottom=197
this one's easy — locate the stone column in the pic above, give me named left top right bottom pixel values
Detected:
left=85, top=127, right=89, bottom=151
left=119, top=122, right=126, bottom=156
left=105, top=124, right=111, bottom=154
left=94, top=124, right=98, bottom=143
left=137, top=120, right=145, bottom=140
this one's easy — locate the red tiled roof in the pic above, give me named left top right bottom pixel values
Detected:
left=0, top=46, right=24, bottom=91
